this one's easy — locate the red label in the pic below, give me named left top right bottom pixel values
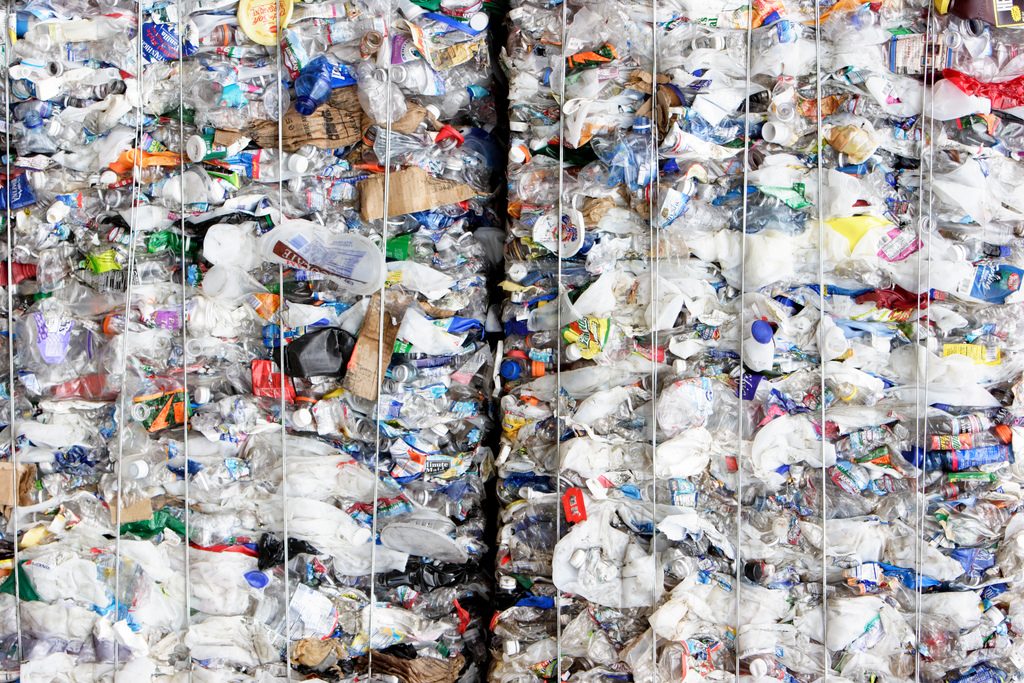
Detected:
left=562, top=487, right=587, bottom=523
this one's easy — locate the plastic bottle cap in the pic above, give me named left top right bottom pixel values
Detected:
left=498, top=575, right=517, bottom=590
left=193, top=385, right=211, bottom=405
left=46, top=202, right=70, bottom=224
left=499, top=359, right=522, bottom=380
left=565, top=344, right=583, bottom=362
left=287, top=154, right=310, bottom=174
left=292, top=407, right=313, bottom=428
left=762, top=121, right=792, bottom=145
left=508, top=121, right=528, bottom=133
left=508, top=263, right=528, bottom=282
left=468, top=11, right=489, bottom=31
left=995, top=424, right=1013, bottom=444
left=751, top=319, right=774, bottom=344
left=750, top=658, right=769, bottom=678
left=128, top=460, right=150, bottom=480
left=244, top=570, right=269, bottom=588
left=99, top=170, right=119, bottom=186
left=390, top=64, right=408, bottom=85
left=186, top=135, right=208, bottom=163
left=934, top=0, right=951, bottom=14
left=237, top=0, right=294, bottom=46
left=509, top=146, right=527, bottom=164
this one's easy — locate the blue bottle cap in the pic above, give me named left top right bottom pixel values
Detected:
left=999, top=246, right=1012, bottom=258
left=751, top=319, right=774, bottom=344
left=244, top=570, right=269, bottom=589
left=499, top=359, right=522, bottom=380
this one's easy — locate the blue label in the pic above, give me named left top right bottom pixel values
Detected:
left=142, top=22, right=197, bottom=62
left=0, top=174, right=36, bottom=210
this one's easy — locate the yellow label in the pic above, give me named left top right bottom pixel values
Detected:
left=237, top=0, right=293, bottom=46
left=943, top=343, right=1001, bottom=366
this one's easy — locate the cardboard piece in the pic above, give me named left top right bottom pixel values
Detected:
left=0, top=462, right=36, bottom=508
left=250, top=88, right=365, bottom=151
left=247, top=89, right=431, bottom=152
left=110, top=495, right=154, bottom=525
left=343, top=292, right=406, bottom=401
left=358, top=166, right=476, bottom=221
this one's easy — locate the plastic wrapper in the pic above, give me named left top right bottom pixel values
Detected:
left=0, top=0, right=502, bottom=679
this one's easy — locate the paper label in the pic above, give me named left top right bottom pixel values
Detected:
left=943, top=342, right=1001, bottom=366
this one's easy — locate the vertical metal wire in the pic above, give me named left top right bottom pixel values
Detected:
left=813, top=3, right=828, bottom=678
left=175, top=6, right=192, bottom=678
left=273, top=0, right=292, bottom=676
left=913, top=7, right=936, bottom=681
left=367, top=2, right=394, bottom=677
left=647, top=0, right=660, bottom=679
left=554, top=0, right=567, bottom=676
left=734, top=4, right=754, bottom=678
left=3, top=0, right=22, bottom=669
left=113, top=2, right=148, bottom=673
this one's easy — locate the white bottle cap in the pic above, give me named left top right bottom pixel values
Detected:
left=99, top=170, right=119, bottom=186
left=424, top=104, right=442, bottom=120
left=564, top=343, right=583, bottom=362
left=508, top=120, right=529, bottom=133
left=508, top=262, right=528, bottom=282
left=128, top=460, right=150, bottom=480
left=186, top=135, right=209, bottom=163
left=468, top=11, right=489, bottom=31
left=761, top=121, right=793, bottom=145
left=287, top=154, right=310, bottom=174
left=498, top=575, right=517, bottom=590
left=46, top=202, right=70, bottom=224
left=750, top=659, right=769, bottom=678
left=509, top=146, right=528, bottom=164
left=193, top=385, right=211, bottom=405
left=292, top=407, right=313, bottom=428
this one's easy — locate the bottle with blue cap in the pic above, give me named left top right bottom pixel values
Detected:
left=742, top=319, right=776, bottom=372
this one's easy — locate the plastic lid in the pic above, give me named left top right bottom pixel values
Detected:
left=288, top=154, right=310, bottom=173
left=999, top=246, right=1013, bottom=258
left=193, top=385, right=211, bottom=405
left=390, top=64, right=408, bottom=85
left=761, top=121, right=791, bottom=145
left=565, top=343, right=583, bottom=362
left=244, top=570, right=269, bottom=589
left=500, top=359, right=522, bottom=380
left=508, top=262, right=528, bottom=282
left=128, top=460, right=150, bottom=480
left=99, top=170, right=119, bottom=186
left=995, top=424, right=1013, bottom=444
left=750, top=658, right=769, bottom=678
left=934, top=0, right=951, bottom=14
left=292, top=407, right=313, bottom=428
left=46, top=202, right=70, bottom=224
left=751, top=319, right=774, bottom=344
left=237, top=0, right=294, bottom=46
left=425, top=104, right=442, bottom=120
left=509, top=146, right=527, bottom=164
left=508, top=121, right=529, bottom=133
left=633, top=115, right=652, bottom=132
left=468, top=11, right=489, bottom=31
left=185, top=135, right=208, bottom=163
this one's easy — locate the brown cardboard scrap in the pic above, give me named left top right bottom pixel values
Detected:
left=358, top=166, right=476, bottom=221
left=343, top=292, right=407, bottom=401
left=109, top=495, right=154, bottom=525
left=0, top=462, right=36, bottom=508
